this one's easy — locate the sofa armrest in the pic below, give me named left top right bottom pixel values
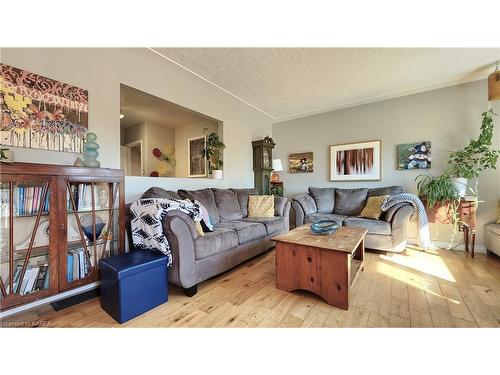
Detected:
left=274, top=196, right=288, bottom=217
left=291, top=200, right=305, bottom=228
left=162, top=212, right=198, bottom=288
left=280, top=201, right=291, bottom=231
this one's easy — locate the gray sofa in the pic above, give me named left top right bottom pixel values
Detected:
left=126, top=187, right=290, bottom=296
left=292, top=186, right=413, bottom=252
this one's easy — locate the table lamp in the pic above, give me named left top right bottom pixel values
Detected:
left=271, top=159, right=283, bottom=182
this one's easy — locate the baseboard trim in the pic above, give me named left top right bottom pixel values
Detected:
left=406, top=239, right=487, bottom=253
left=0, top=282, right=100, bottom=319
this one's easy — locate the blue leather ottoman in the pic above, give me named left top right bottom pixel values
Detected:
left=99, top=250, right=168, bottom=324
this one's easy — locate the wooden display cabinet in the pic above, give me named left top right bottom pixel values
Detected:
left=0, top=163, right=125, bottom=312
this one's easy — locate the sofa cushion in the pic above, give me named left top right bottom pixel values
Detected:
left=142, top=187, right=181, bottom=200
left=212, top=188, right=243, bottom=221
left=215, top=221, right=267, bottom=245
left=243, top=217, right=287, bottom=236
left=178, top=188, right=220, bottom=225
left=368, top=185, right=403, bottom=198
left=344, top=217, right=391, bottom=235
left=230, top=188, right=259, bottom=217
left=334, top=188, right=368, bottom=216
left=308, top=187, right=335, bottom=213
left=292, top=194, right=317, bottom=216
left=194, top=228, right=238, bottom=260
left=305, top=213, right=348, bottom=225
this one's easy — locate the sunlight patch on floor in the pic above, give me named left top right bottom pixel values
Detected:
left=379, top=250, right=456, bottom=282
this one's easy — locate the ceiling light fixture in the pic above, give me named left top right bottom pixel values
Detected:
left=489, top=60, right=500, bottom=101
left=120, top=113, right=125, bottom=119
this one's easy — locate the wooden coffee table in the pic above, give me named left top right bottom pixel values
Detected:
left=272, top=225, right=367, bottom=310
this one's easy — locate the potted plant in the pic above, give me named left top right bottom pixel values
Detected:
left=447, top=109, right=499, bottom=197
left=201, top=132, right=225, bottom=179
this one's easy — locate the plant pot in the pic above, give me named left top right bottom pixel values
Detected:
left=452, top=177, right=468, bottom=197
left=211, top=169, right=223, bottom=180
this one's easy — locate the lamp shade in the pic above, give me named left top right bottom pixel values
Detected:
left=489, top=61, right=500, bottom=101
left=272, top=159, right=283, bottom=171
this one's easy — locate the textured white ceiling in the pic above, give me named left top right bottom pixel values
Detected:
left=151, top=48, right=500, bottom=121
left=120, top=84, right=218, bottom=128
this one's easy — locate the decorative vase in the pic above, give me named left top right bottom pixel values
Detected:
left=211, top=169, right=223, bottom=180
left=83, top=133, right=101, bottom=168
left=452, top=177, right=468, bottom=197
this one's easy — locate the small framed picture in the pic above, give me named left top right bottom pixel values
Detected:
left=188, top=136, right=207, bottom=177
left=397, top=141, right=431, bottom=170
left=330, top=140, right=381, bottom=181
left=289, top=152, right=314, bottom=173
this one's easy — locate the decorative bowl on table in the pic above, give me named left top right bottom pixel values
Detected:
left=310, top=220, right=340, bottom=235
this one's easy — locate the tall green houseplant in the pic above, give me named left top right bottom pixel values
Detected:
left=448, top=109, right=500, bottom=195
left=201, top=132, right=226, bottom=178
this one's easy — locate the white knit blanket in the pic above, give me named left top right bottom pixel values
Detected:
left=381, top=193, right=432, bottom=249
left=130, top=198, right=202, bottom=266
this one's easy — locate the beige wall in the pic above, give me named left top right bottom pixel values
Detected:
left=1, top=48, right=273, bottom=201
left=273, top=80, right=500, bottom=249
left=174, top=120, right=219, bottom=178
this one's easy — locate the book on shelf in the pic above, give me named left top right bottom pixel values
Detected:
left=13, top=186, right=50, bottom=216
left=33, top=264, right=49, bottom=291
left=67, top=253, right=74, bottom=282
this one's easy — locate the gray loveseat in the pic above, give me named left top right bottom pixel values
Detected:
left=292, top=186, right=413, bottom=252
left=126, top=187, right=290, bottom=296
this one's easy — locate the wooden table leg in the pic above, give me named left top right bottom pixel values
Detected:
left=471, top=230, right=476, bottom=258
left=463, top=224, right=469, bottom=253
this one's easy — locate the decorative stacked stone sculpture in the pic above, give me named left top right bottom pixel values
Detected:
left=83, top=132, right=101, bottom=168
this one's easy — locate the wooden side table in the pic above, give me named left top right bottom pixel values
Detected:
left=424, top=198, right=478, bottom=257
left=270, top=181, right=284, bottom=197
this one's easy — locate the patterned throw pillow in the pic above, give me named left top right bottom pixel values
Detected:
left=248, top=195, right=274, bottom=218
left=358, top=195, right=387, bottom=220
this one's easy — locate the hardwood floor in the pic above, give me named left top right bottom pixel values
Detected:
left=3, top=246, right=500, bottom=328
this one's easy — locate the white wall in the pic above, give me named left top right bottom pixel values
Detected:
left=273, top=80, right=500, bottom=247
left=1, top=48, right=273, bottom=201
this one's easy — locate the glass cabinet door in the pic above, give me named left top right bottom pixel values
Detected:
left=0, top=176, right=56, bottom=309
left=62, top=180, right=121, bottom=289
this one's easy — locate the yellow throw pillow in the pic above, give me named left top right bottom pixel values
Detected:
left=359, top=195, right=387, bottom=220
left=497, top=200, right=500, bottom=224
left=195, top=221, right=205, bottom=237
left=248, top=195, right=274, bottom=218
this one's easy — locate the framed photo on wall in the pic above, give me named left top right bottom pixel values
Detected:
left=289, top=152, right=314, bottom=173
left=188, top=136, right=207, bottom=177
left=397, top=141, right=431, bottom=170
left=330, top=140, right=381, bottom=181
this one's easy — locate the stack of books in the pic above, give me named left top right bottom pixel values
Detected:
left=67, top=183, right=110, bottom=212
left=66, top=249, right=93, bottom=282
left=13, top=186, right=50, bottom=216
left=1, top=264, right=50, bottom=297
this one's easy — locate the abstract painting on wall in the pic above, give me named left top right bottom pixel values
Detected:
left=188, top=136, right=207, bottom=177
left=397, top=141, right=431, bottom=170
left=0, top=63, right=88, bottom=153
left=330, top=140, right=381, bottom=181
left=289, top=152, right=314, bottom=173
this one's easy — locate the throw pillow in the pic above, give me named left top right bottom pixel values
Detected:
left=334, top=188, right=369, bottom=216
left=359, top=195, right=387, bottom=220
left=194, top=199, right=213, bottom=232
left=248, top=195, right=274, bottom=218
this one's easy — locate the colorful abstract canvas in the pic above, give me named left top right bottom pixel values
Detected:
left=0, top=64, right=88, bottom=153
left=397, top=141, right=431, bottom=170
left=330, top=140, right=381, bottom=181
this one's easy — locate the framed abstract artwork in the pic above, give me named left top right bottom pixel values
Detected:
left=188, top=136, right=207, bottom=177
left=289, top=152, right=314, bottom=173
left=397, top=141, right=431, bottom=170
left=330, top=140, right=381, bottom=181
left=0, top=63, right=88, bottom=153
